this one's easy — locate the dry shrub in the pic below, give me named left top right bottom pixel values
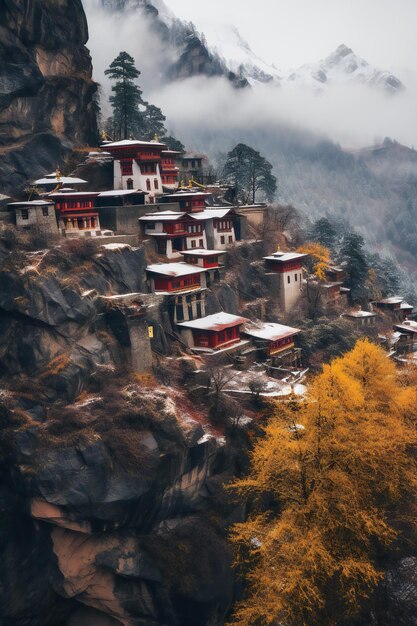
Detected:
left=63, top=238, right=97, bottom=261
left=102, top=428, right=154, bottom=474
left=39, top=353, right=71, bottom=380
left=0, top=226, right=18, bottom=251
left=133, top=372, right=156, bottom=388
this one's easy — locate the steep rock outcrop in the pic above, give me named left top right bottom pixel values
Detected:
left=0, top=245, right=149, bottom=398
left=0, top=0, right=98, bottom=193
left=0, top=385, right=244, bottom=625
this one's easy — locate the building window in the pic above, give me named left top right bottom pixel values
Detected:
left=154, top=178, right=159, bottom=190
left=287, top=276, right=291, bottom=284
left=199, top=239, right=204, bottom=247
left=220, top=235, right=225, bottom=245
left=146, top=179, right=151, bottom=191
left=228, top=236, right=233, bottom=243
left=146, top=222, right=155, bottom=230
left=42, top=206, right=49, bottom=217
left=295, top=274, right=298, bottom=282
left=21, top=209, right=29, bottom=220
left=121, top=159, right=133, bottom=176
left=191, top=240, right=197, bottom=248
left=127, top=178, right=134, bottom=190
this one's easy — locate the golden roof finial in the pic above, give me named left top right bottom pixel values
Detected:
left=56, top=168, right=62, bottom=181
left=188, top=179, right=193, bottom=188
left=154, top=132, right=159, bottom=142
left=101, top=130, right=107, bottom=141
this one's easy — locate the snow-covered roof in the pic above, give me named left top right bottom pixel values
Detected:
left=139, top=211, right=185, bottom=221
left=34, top=176, right=87, bottom=185
left=178, top=312, right=249, bottom=331
left=102, top=139, right=166, bottom=148
left=98, top=189, right=146, bottom=197
left=181, top=249, right=226, bottom=257
left=243, top=322, right=301, bottom=342
left=100, top=243, right=132, bottom=251
left=189, top=209, right=234, bottom=221
left=322, top=281, right=344, bottom=289
left=8, top=200, right=54, bottom=206
left=163, top=190, right=211, bottom=198
left=374, top=297, right=404, bottom=305
left=48, top=191, right=99, bottom=198
left=344, top=310, right=377, bottom=318
left=146, top=263, right=203, bottom=277
left=395, top=320, right=417, bottom=333
left=264, top=251, right=308, bottom=262
left=401, top=302, right=414, bottom=310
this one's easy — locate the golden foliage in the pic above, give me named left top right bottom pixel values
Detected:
left=229, top=339, right=417, bottom=626
left=298, top=242, right=331, bottom=281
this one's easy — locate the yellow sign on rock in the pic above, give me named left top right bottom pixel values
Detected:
left=148, top=326, right=154, bottom=339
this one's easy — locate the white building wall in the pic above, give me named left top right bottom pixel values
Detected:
left=166, top=240, right=181, bottom=260
left=213, top=225, right=236, bottom=250
left=279, top=269, right=303, bottom=312
left=185, top=232, right=207, bottom=250
left=144, top=222, right=164, bottom=235
left=114, top=159, right=163, bottom=204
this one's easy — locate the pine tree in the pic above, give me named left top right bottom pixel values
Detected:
left=223, top=143, right=277, bottom=204
left=105, top=51, right=144, bottom=140
left=309, top=217, right=337, bottom=250
left=229, top=340, right=417, bottom=626
left=164, top=136, right=185, bottom=152
left=340, top=232, right=368, bottom=301
left=140, top=104, right=167, bottom=140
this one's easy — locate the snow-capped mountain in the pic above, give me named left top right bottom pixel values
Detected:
left=286, top=44, right=404, bottom=93
left=200, top=23, right=282, bottom=85
left=96, top=3, right=404, bottom=94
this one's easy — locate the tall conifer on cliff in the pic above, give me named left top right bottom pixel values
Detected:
left=105, top=51, right=144, bottom=140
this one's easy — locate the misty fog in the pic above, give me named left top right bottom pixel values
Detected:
left=83, top=0, right=417, bottom=154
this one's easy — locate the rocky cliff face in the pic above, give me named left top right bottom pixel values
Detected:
left=0, top=0, right=98, bottom=194
left=0, top=239, right=249, bottom=625
left=1, top=383, right=241, bottom=626
left=0, top=235, right=415, bottom=625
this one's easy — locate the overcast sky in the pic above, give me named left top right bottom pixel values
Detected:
left=166, top=0, right=417, bottom=72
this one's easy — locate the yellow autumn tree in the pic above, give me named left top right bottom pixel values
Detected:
left=229, top=339, right=417, bottom=626
left=298, top=242, right=331, bottom=281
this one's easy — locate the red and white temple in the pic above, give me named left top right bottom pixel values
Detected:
left=160, top=150, right=181, bottom=191
left=264, top=251, right=308, bottom=311
left=243, top=322, right=301, bottom=358
left=103, top=139, right=166, bottom=202
left=181, top=249, right=226, bottom=269
left=146, top=263, right=207, bottom=294
left=178, top=312, right=249, bottom=352
left=162, top=189, right=211, bottom=212
left=48, top=190, right=101, bottom=235
left=139, top=211, right=207, bottom=258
